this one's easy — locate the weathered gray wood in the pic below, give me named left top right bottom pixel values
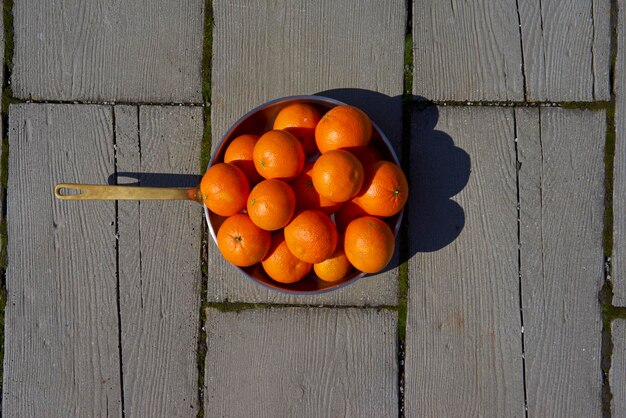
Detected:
left=204, top=307, right=398, bottom=417
left=611, top=319, right=626, bottom=417
left=517, top=107, right=604, bottom=417
left=412, top=0, right=524, bottom=101
left=518, top=0, right=610, bottom=101
left=116, top=105, right=203, bottom=416
left=406, top=106, right=525, bottom=417
left=13, top=0, right=204, bottom=103
left=614, top=0, right=626, bottom=305
left=3, top=104, right=121, bottom=416
left=208, top=0, right=405, bottom=306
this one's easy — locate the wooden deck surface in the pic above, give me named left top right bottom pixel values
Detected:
left=2, top=0, right=624, bottom=417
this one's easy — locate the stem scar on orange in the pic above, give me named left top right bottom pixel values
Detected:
left=344, top=216, right=395, bottom=274
left=217, top=213, right=271, bottom=267
left=353, top=160, right=409, bottom=217
left=253, top=130, right=305, bottom=181
left=247, top=179, right=296, bottom=231
left=312, top=149, right=364, bottom=203
left=284, top=209, right=338, bottom=264
left=315, top=105, right=372, bottom=153
left=273, top=103, right=321, bottom=156
left=200, top=162, right=250, bottom=217
left=261, top=230, right=312, bottom=284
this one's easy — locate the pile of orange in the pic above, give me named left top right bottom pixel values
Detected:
left=201, top=103, right=409, bottom=285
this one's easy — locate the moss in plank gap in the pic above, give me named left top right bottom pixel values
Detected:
left=196, top=227, right=209, bottom=418
left=0, top=285, right=5, bottom=390
left=0, top=136, right=7, bottom=189
left=0, top=218, right=6, bottom=270
left=559, top=101, right=611, bottom=111
left=604, top=104, right=615, bottom=258
left=3, top=0, right=13, bottom=73
left=206, top=301, right=273, bottom=313
left=202, top=0, right=213, bottom=105
left=403, top=34, right=413, bottom=97
left=610, top=0, right=619, bottom=95
left=1, top=90, right=19, bottom=115
left=199, top=106, right=211, bottom=172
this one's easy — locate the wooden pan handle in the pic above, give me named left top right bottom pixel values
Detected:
left=54, top=183, right=202, bottom=203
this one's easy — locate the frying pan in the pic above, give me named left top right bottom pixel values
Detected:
left=55, top=95, right=403, bottom=294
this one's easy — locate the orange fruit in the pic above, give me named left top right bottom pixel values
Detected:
left=334, top=200, right=369, bottom=232
left=315, top=105, right=372, bottom=153
left=253, top=130, right=305, bottom=180
left=273, top=103, right=321, bottom=156
left=353, top=161, right=409, bottom=217
left=312, top=149, right=364, bottom=203
left=348, top=145, right=383, bottom=171
left=262, top=231, right=312, bottom=284
left=313, top=239, right=353, bottom=282
left=284, top=209, right=338, bottom=263
left=344, top=216, right=395, bottom=273
left=247, top=179, right=296, bottom=231
left=223, top=134, right=263, bottom=185
left=217, top=213, right=271, bottom=267
left=290, top=162, right=342, bottom=214
left=201, top=163, right=250, bottom=216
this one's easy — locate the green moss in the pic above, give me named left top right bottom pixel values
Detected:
left=1, top=137, right=7, bottom=189
left=206, top=301, right=272, bottom=313
left=202, top=0, right=213, bottom=105
left=604, top=105, right=616, bottom=258
left=3, top=0, right=13, bottom=73
left=559, top=101, right=611, bottom=110
left=199, top=106, right=211, bottom=172
left=197, top=3, right=213, bottom=414
left=196, top=227, right=209, bottom=418
left=403, top=34, right=413, bottom=97
left=0, top=285, right=5, bottom=388
left=0, top=218, right=6, bottom=270
left=198, top=0, right=213, bottom=173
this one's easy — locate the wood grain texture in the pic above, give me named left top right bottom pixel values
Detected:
left=614, top=0, right=626, bottom=305
left=518, top=0, right=610, bottom=101
left=517, top=107, right=604, bottom=417
left=406, top=107, right=525, bottom=417
left=208, top=0, right=405, bottom=306
left=412, top=0, right=524, bottom=101
left=611, top=319, right=626, bottom=417
left=204, top=307, right=397, bottom=417
left=3, top=104, right=121, bottom=416
left=115, top=105, right=203, bottom=416
left=13, top=0, right=204, bottom=103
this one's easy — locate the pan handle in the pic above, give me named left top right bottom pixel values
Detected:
left=54, top=183, right=202, bottom=203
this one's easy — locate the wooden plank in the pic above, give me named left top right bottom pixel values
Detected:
left=204, top=307, right=397, bottom=417
left=406, top=106, right=525, bottom=417
left=611, top=319, right=626, bottom=417
left=208, top=0, right=405, bottom=306
left=518, top=0, right=610, bottom=101
left=614, top=0, right=626, bottom=305
left=517, top=107, right=604, bottom=417
left=115, top=105, right=203, bottom=416
left=13, top=0, right=204, bottom=103
left=412, top=0, right=524, bottom=101
left=3, top=104, right=121, bottom=416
